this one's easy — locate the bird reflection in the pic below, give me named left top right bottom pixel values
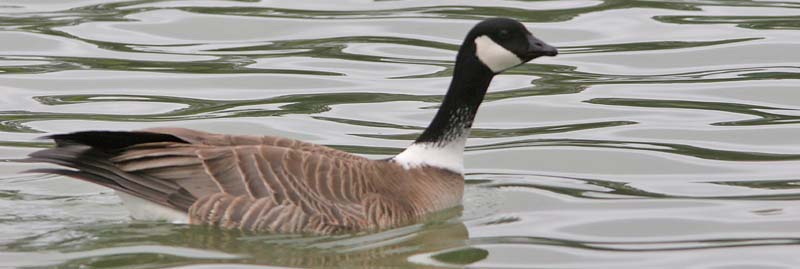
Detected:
left=36, top=207, right=485, bottom=268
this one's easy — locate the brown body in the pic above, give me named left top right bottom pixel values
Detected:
left=28, top=127, right=463, bottom=234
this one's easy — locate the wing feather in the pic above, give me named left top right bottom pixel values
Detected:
left=196, top=148, right=249, bottom=196
left=235, top=148, right=272, bottom=199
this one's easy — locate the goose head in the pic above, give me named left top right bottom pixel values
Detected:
left=466, top=18, right=558, bottom=73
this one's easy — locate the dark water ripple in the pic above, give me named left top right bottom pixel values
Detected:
left=588, top=97, right=800, bottom=126
left=656, top=15, right=800, bottom=30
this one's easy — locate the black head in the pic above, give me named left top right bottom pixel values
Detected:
left=466, top=18, right=558, bottom=73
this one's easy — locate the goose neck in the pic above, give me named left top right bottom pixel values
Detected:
left=415, top=49, right=495, bottom=145
left=392, top=44, right=495, bottom=174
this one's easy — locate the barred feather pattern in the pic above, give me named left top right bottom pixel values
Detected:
left=25, top=128, right=464, bottom=234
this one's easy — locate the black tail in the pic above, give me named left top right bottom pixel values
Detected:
left=47, top=131, right=188, bottom=149
left=20, top=131, right=195, bottom=211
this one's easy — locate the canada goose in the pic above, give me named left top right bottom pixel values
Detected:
left=23, top=18, right=557, bottom=234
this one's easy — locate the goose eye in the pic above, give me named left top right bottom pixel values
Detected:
left=497, top=30, right=510, bottom=40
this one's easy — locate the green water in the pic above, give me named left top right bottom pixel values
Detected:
left=2, top=0, right=800, bottom=268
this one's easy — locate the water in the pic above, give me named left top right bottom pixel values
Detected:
left=1, top=0, right=800, bottom=268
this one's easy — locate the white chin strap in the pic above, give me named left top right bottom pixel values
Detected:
left=474, top=35, right=523, bottom=73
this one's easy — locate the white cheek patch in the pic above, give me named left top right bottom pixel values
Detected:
left=474, top=35, right=523, bottom=73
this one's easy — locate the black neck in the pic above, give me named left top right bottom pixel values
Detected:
left=414, top=39, right=495, bottom=145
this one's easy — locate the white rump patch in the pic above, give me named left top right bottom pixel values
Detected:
left=474, top=35, right=523, bottom=73
left=116, top=192, right=188, bottom=224
left=393, top=134, right=467, bottom=174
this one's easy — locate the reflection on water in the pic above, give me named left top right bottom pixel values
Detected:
left=2, top=0, right=800, bottom=268
left=4, top=210, right=470, bottom=268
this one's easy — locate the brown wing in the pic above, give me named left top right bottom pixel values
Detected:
left=110, top=136, right=407, bottom=233
left=24, top=130, right=427, bottom=234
